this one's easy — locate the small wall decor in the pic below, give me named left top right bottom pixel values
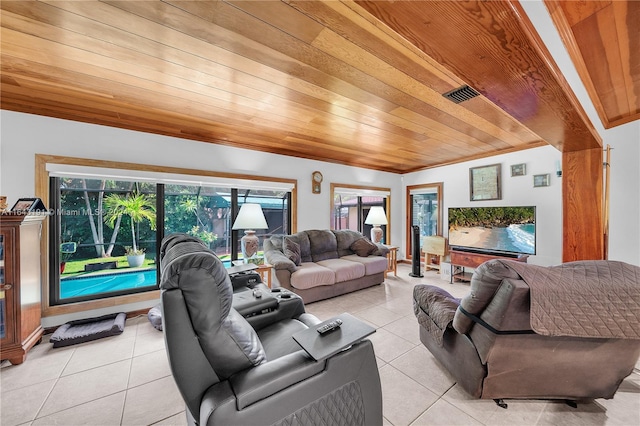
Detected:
left=510, top=163, right=526, bottom=177
left=533, top=174, right=550, bottom=187
left=312, top=171, right=323, bottom=194
left=469, top=163, right=501, bottom=201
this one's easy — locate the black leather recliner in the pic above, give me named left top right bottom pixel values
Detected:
left=159, top=235, right=383, bottom=426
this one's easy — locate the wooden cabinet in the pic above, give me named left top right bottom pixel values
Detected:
left=449, top=249, right=528, bottom=283
left=1, top=213, right=46, bottom=365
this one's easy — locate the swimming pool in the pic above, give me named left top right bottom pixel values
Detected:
left=60, top=259, right=234, bottom=298
left=60, top=269, right=157, bottom=299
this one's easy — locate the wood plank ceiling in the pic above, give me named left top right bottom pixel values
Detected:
left=0, top=0, right=624, bottom=174
left=545, top=0, right=640, bottom=129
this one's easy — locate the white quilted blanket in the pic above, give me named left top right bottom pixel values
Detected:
left=501, top=260, right=640, bottom=339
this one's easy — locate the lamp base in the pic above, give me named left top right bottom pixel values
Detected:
left=241, top=230, right=259, bottom=262
left=370, top=226, right=383, bottom=244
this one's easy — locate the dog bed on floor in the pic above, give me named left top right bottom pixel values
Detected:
left=50, top=312, right=127, bottom=348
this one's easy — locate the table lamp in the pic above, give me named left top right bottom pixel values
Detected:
left=364, top=206, right=387, bottom=243
left=232, top=203, right=268, bottom=262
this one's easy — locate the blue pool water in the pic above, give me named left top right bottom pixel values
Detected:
left=60, top=259, right=234, bottom=298
left=61, top=269, right=157, bottom=299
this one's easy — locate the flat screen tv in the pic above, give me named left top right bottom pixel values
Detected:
left=448, top=206, right=536, bottom=256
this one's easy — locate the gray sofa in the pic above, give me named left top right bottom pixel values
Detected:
left=264, top=229, right=389, bottom=303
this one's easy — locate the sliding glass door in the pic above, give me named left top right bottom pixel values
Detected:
left=406, top=183, right=443, bottom=259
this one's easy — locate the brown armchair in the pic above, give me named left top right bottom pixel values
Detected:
left=413, top=259, right=640, bottom=406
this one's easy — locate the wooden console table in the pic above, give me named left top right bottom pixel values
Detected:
left=449, top=250, right=528, bottom=283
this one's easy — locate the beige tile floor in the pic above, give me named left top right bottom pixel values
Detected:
left=1, top=263, right=639, bottom=425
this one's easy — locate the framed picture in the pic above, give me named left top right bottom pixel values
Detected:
left=10, top=197, right=46, bottom=212
left=533, top=174, right=550, bottom=187
left=469, top=163, right=502, bottom=201
left=510, top=163, right=526, bottom=177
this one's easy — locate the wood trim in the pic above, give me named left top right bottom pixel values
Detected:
left=35, top=153, right=297, bottom=318
left=508, top=0, right=602, bottom=149
left=405, top=182, right=443, bottom=260
left=43, top=291, right=161, bottom=318
left=543, top=0, right=610, bottom=130
left=330, top=182, right=391, bottom=244
left=562, top=148, right=604, bottom=261
left=543, top=1, right=639, bottom=129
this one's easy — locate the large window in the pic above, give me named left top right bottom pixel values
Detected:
left=406, top=183, right=443, bottom=259
left=44, top=157, right=294, bottom=307
left=331, top=184, right=391, bottom=243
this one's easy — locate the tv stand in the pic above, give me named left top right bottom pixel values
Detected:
left=449, top=249, right=528, bottom=283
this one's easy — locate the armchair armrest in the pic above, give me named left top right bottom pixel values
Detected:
left=264, top=250, right=297, bottom=273
left=229, top=350, right=325, bottom=409
left=372, top=243, right=389, bottom=256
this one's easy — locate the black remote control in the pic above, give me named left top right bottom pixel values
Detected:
left=317, top=319, right=343, bottom=335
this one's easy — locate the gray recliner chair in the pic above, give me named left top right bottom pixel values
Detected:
left=413, top=259, right=640, bottom=406
left=160, top=236, right=383, bottom=426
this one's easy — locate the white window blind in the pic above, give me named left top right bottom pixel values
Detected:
left=409, top=187, right=438, bottom=195
left=46, top=163, right=295, bottom=192
left=333, top=187, right=390, bottom=198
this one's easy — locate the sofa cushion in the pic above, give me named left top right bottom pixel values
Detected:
left=265, top=234, right=285, bottom=252
left=317, top=258, right=366, bottom=283
left=334, top=230, right=365, bottom=257
left=341, top=254, right=388, bottom=275
left=350, top=238, right=378, bottom=257
left=307, top=230, right=339, bottom=262
left=290, top=262, right=336, bottom=290
left=283, top=237, right=301, bottom=266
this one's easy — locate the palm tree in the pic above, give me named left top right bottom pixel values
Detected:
left=103, top=192, right=156, bottom=254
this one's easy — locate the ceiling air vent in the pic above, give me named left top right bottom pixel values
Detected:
left=442, top=85, right=480, bottom=104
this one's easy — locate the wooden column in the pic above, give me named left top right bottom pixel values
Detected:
left=562, top=148, right=604, bottom=261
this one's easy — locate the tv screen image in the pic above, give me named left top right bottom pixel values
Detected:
left=448, top=206, right=536, bottom=255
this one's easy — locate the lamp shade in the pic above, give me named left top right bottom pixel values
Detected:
left=364, top=206, right=388, bottom=225
left=232, top=203, right=268, bottom=230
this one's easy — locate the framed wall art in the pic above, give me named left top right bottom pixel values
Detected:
left=533, top=174, right=550, bottom=187
left=469, top=164, right=502, bottom=201
left=510, top=163, right=526, bottom=177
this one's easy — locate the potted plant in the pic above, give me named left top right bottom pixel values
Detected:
left=125, top=246, right=146, bottom=268
left=103, top=191, right=156, bottom=268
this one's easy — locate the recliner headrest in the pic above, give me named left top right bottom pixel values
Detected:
left=453, top=260, right=521, bottom=334
left=160, top=236, right=266, bottom=379
left=159, top=233, right=207, bottom=269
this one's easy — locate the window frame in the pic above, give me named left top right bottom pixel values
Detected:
left=330, top=183, right=391, bottom=243
left=36, top=154, right=297, bottom=317
left=405, top=182, right=443, bottom=260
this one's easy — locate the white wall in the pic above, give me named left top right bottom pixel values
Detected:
left=402, top=146, right=563, bottom=266
left=604, top=122, right=640, bottom=265
left=0, top=110, right=399, bottom=326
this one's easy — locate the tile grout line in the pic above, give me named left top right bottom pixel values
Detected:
left=31, top=346, right=75, bottom=423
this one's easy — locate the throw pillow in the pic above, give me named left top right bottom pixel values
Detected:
left=350, top=238, right=377, bottom=257
left=283, top=237, right=302, bottom=266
